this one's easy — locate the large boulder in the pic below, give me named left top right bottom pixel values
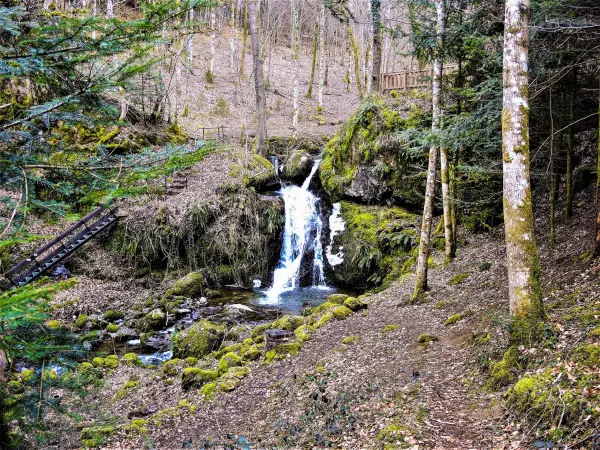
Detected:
left=164, top=273, right=204, bottom=298
left=172, top=320, right=226, bottom=359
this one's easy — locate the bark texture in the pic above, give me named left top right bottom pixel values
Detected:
left=306, top=22, right=318, bottom=99
left=248, top=0, right=267, bottom=154
left=501, top=0, right=544, bottom=332
left=414, top=0, right=445, bottom=296
left=370, top=0, right=382, bottom=93
left=317, top=3, right=327, bottom=111
left=593, top=78, right=600, bottom=258
left=347, top=25, right=363, bottom=100
left=565, top=68, right=576, bottom=219
left=291, top=0, right=301, bottom=137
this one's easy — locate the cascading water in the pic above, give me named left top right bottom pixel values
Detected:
left=264, top=160, right=326, bottom=303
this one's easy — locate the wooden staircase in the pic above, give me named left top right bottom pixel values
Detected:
left=3, top=206, right=118, bottom=290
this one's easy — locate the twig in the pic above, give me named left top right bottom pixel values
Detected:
left=37, top=359, right=45, bottom=421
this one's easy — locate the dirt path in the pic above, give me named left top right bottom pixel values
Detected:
left=130, top=234, right=512, bottom=449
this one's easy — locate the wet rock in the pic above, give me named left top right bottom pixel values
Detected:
left=343, top=297, right=367, bottom=312
left=223, top=304, right=262, bottom=321
left=164, top=272, right=204, bottom=298
left=172, top=320, right=226, bottom=359
left=127, top=404, right=159, bottom=419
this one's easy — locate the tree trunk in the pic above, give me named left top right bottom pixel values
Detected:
left=240, top=0, right=248, bottom=78
left=291, top=0, right=301, bottom=137
left=187, top=8, right=194, bottom=75
left=440, top=134, right=453, bottom=259
left=209, top=8, right=216, bottom=76
left=347, top=24, right=363, bottom=100
left=549, top=89, right=559, bottom=247
left=118, top=87, right=127, bottom=121
left=306, top=22, right=318, bottom=99
left=106, top=0, right=113, bottom=17
left=248, top=0, right=267, bottom=154
left=230, top=0, right=237, bottom=69
left=370, top=0, right=382, bottom=93
left=565, top=68, right=576, bottom=219
left=592, top=77, right=600, bottom=258
left=317, top=3, right=327, bottom=112
left=501, top=0, right=544, bottom=336
left=414, top=0, right=445, bottom=297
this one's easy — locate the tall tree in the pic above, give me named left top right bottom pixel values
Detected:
left=414, top=0, right=446, bottom=296
left=317, top=2, right=327, bottom=112
left=565, top=68, right=576, bottom=218
left=306, top=21, right=319, bottom=99
left=248, top=0, right=267, bottom=154
left=291, top=0, right=301, bottom=136
left=370, top=0, right=382, bottom=93
left=592, top=76, right=600, bottom=258
left=501, top=0, right=544, bottom=333
left=230, top=0, right=237, bottom=69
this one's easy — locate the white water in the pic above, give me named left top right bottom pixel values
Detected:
left=326, top=202, right=346, bottom=267
left=264, top=160, right=327, bottom=303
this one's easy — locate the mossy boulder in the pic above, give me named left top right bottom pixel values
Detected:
left=103, top=310, right=124, bottom=322
left=332, top=305, right=353, bottom=320
left=172, top=320, right=226, bottom=359
left=106, top=323, right=120, bottom=333
left=343, top=297, right=367, bottom=311
left=272, top=315, right=305, bottom=331
left=164, top=272, right=204, bottom=298
left=74, top=314, right=88, bottom=329
left=201, top=382, right=217, bottom=400
left=162, top=359, right=183, bottom=376
left=489, top=346, right=520, bottom=387
left=217, top=352, right=243, bottom=375
left=314, top=312, right=334, bottom=329
left=92, top=355, right=119, bottom=369
left=121, top=353, right=142, bottom=367
left=265, top=343, right=302, bottom=363
left=140, top=308, right=167, bottom=331
left=281, top=150, right=312, bottom=181
left=416, top=334, right=439, bottom=347
left=326, top=293, right=349, bottom=305
left=181, top=368, right=218, bottom=390
left=294, top=325, right=315, bottom=342
left=251, top=323, right=273, bottom=339
left=240, top=344, right=262, bottom=361
left=310, top=301, right=338, bottom=315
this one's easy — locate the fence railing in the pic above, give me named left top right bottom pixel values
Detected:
left=380, top=64, right=458, bottom=93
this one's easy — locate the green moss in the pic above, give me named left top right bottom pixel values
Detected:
left=164, top=272, right=204, bottom=298
left=46, top=319, right=61, bottom=329
left=115, top=379, right=140, bottom=400
left=416, top=334, right=439, bottom=347
left=106, top=324, right=120, bottom=333
left=444, top=313, right=463, bottom=326
left=294, top=325, right=315, bottom=342
left=310, top=301, right=338, bottom=315
left=572, top=343, right=600, bottom=365
left=92, top=355, right=119, bottom=369
left=181, top=368, right=218, bottom=390
left=272, top=315, right=305, bottom=331
left=314, top=312, right=334, bottom=329
left=217, top=352, right=243, bottom=376
left=342, top=336, right=360, bottom=345
left=382, top=324, right=399, bottom=333
left=213, top=343, right=243, bottom=359
left=218, top=376, right=241, bottom=392
left=489, top=346, right=520, bottom=387
left=122, top=353, right=142, bottom=367
left=172, top=320, right=225, bottom=359
left=123, top=419, right=147, bottom=436
left=103, top=310, right=124, bottom=322
left=449, top=272, right=469, bottom=285
left=184, top=357, right=198, bottom=366
left=434, top=300, right=447, bottom=309
left=332, top=305, right=353, bottom=320
left=343, top=297, right=367, bottom=311
left=80, top=426, right=115, bottom=448
left=240, top=344, right=262, bottom=361
left=251, top=322, right=273, bottom=339
left=200, top=382, right=217, bottom=400
left=326, top=294, right=349, bottom=304
left=264, top=343, right=302, bottom=363
left=78, top=362, right=96, bottom=375
left=162, top=359, right=182, bottom=376
left=74, top=314, right=88, bottom=329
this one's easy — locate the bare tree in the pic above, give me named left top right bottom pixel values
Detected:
left=501, top=0, right=545, bottom=332
left=249, top=0, right=267, bottom=154
left=317, top=2, right=327, bottom=112
left=291, top=0, right=301, bottom=137
left=370, top=0, right=382, bottom=93
left=414, top=0, right=446, bottom=297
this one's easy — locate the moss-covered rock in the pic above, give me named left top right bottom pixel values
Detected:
left=444, top=313, right=464, bottom=326
left=106, top=323, right=120, bottom=333
left=91, top=355, right=119, bottom=369
left=200, top=382, right=217, bottom=400
left=416, top=334, right=439, bottom=347
left=74, top=314, right=88, bottom=329
left=265, top=343, right=302, bottom=363
left=217, top=352, right=243, bottom=376
left=213, top=343, right=243, bottom=359
left=251, top=322, right=273, bottom=339
left=162, top=359, right=183, bottom=376
left=240, top=344, right=262, bottom=361
left=326, top=293, right=349, bottom=304
left=164, top=272, right=204, bottom=298
left=489, top=346, right=520, bottom=387
left=181, top=368, right=218, bottom=390
left=103, top=310, right=124, bottom=322
left=294, top=325, right=315, bottom=342
left=382, top=324, right=399, bottom=333
left=122, top=353, right=142, bottom=367
left=314, top=312, right=334, bottom=329
left=281, top=150, right=312, bottom=181
left=272, top=315, right=305, bottom=331
left=172, top=320, right=225, bottom=359
left=343, top=297, right=367, bottom=311
left=342, top=335, right=361, bottom=345
left=332, top=305, right=353, bottom=320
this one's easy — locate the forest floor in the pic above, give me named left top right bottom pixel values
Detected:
left=71, top=180, right=592, bottom=450
left=171, top=32, right=362, bottom=141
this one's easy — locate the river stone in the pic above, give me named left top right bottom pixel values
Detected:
left=172, top=320, right=226, bottom=359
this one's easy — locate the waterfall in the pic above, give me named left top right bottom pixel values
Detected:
left=264, top=160, right=326, bottom=302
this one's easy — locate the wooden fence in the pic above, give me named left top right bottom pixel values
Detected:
left=380, top=64, right=458, bottom=93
